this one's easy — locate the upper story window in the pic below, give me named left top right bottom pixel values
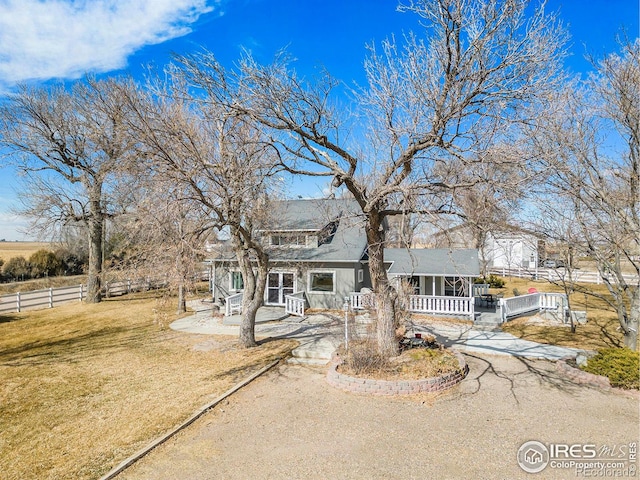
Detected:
left=270, top=233, right=308, bottom=247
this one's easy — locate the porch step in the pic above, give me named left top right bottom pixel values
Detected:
left=287, top=337, right=337, bottom=366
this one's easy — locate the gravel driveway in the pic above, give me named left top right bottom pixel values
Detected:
left=116, top=353, right=639, bottom=480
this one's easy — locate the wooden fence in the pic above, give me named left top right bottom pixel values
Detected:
left=489, top=268, right=639, bottom=285
left=0, top=278, right=169, bottom=314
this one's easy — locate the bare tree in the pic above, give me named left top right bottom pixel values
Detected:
left=531, top=39, right=639, bottom=349
left=0, top=77, right=138, bottom=302
left=122, top=75, right=279, bottom=347
left=112, top=178, right=209, bottom=314
left=177, top=0, right=566, bottom=356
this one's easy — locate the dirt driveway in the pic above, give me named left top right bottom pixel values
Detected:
left=117, top=354, right=639, bottom=480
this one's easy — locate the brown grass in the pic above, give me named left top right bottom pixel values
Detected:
left=0, top=241, right=53, bottom=262
left=0, top=293, right=296, bottom=480
left=497, top=276, right=628, bottom=351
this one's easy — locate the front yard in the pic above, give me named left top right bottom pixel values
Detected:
left=0, top=293, right=296, bottom=480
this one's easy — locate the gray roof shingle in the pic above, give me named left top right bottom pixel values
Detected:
left=384, top=248, right=480, bottom=277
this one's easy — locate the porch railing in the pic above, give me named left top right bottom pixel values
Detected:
left=499, top=292, right=567, bottom=322
left=350, top=292, right=474, bottom=319
left=350, top=292, right=375, bottom=310
left=408, top=295, right=474, bottom=318
left=472, top=283, right=490, bottom=297
left=224, top=292, right=243, bottom=316
left=285, top=291, right=305, bottom=317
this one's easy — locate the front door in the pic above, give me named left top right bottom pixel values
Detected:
left=267, top=272, right=295, bottom=305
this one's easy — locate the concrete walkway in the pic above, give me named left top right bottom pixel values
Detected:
left=172, top=301, right=584, bottom=364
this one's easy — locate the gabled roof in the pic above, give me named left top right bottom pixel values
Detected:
left=208, top=198, right=368, bottom=264
left=261, top=198, right=356, bottom=232
left=384, top=248, right=480, bottom=277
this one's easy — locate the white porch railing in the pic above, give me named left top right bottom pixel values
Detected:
left=350, top=292, right=375, bottom=310
left=285, top=291, right=305, bottom=317
left=472, top=283, right=490, bottom=297
left=225, top=292, right=243, bottom=316
left=408, top=295, right=474, bottom=318
left=500, top=292, right=567, bottom=322
left=350, top=292, right=474, bottom=319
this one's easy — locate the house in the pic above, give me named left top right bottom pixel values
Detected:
left=206, top=198, right=480, bottom=319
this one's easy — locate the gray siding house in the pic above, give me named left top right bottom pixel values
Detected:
left=207, top=199, right=479, bottom=319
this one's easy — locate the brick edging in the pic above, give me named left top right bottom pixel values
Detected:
left=326, top=351, right=469, bottom=396
left=556, top=356, right=611, bottom=391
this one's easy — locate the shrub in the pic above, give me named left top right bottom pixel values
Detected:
left=474, top=274, right=505, bottom=288
left=29, top=249, right=63, bottom=278
left=3, top=256, right=31, bottom=281
left=342, top=339, right=389, bottom=375
left=582, top=348, right=640, bottom=390
left=54, top=248, right=87, bottom=275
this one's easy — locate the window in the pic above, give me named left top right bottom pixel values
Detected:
left=444, top=276, right=466, bottom=297
left=309, top=271, right=335, bottom=293
left=409, top=276, right=421, bottom=295
left=270, top=234, right=307, bottom=247
left=230, top=271, right=244, bottom=291
left=357, top=269, right=364, bottom=283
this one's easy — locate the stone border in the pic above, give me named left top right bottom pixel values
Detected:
left=326, top=351, right=469, bottom=396
left=556, top=356, right=611, bottom=391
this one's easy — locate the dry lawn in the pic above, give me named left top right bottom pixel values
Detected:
left=0, top=241, right=53, bottom=262
left=0, top=293, right=296, bottom=480
left=497, top=276, right=628, bottom=350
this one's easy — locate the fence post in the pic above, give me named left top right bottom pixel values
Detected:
left=16, top=291, right=20, bottom=313
left=49, top=288, right=53, bottom=308
left=79, top=285, right=84, bottom=302
left=343, top=296, right=350, bottom=351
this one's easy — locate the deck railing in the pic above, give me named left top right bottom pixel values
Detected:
left=499, top=292, right=567, bottom=322
left=472, top=283, right=490, bottom=297
left=350, top=291, right=474, bottom=319
left=285, top=291, right=306, bottom=317
left=224, top=292, right=243, bottom=316
left=408, top=295, right=474, bottom=318
left=350, top=292, right=375, bottom=310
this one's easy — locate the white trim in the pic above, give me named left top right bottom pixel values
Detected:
left=265, top=270, right=297, bottom=305
left=307, top=269, right=336, bottom=294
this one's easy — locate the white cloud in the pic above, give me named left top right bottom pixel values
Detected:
left=0, top=0, right=216, bottom=89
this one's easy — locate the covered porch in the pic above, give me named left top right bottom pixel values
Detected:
left=351, top=248, right=480, bottom=321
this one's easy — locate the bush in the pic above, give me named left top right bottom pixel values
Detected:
left=342, top=339, right=389, bottom=376
left=475, top=274, right=505, bottom=288
left=54, top=248, right=87, bottom=275
left=3, top=256, right=31, bottom=281
left=582, top=348, right=640, bottom=390
left=29, top=249, right=63, bottom=278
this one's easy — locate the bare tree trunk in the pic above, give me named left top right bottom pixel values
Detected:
left=366, top=212, right=399, bottom=357
left=176, top=283, right=186, bottom=315
left=234, top=234, right=269, bottom=348
left=624, top=289, right=639, bottom=350
left=85, top=198, right=103, bottom=303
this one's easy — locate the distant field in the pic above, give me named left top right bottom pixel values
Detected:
left=0, top=242, right=53, bottom=262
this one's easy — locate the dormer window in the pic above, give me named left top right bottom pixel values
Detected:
left=270, top=233, right=308, bottom=247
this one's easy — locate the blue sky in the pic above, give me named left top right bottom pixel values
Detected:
left=0, top=0, right=638, bottom=240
